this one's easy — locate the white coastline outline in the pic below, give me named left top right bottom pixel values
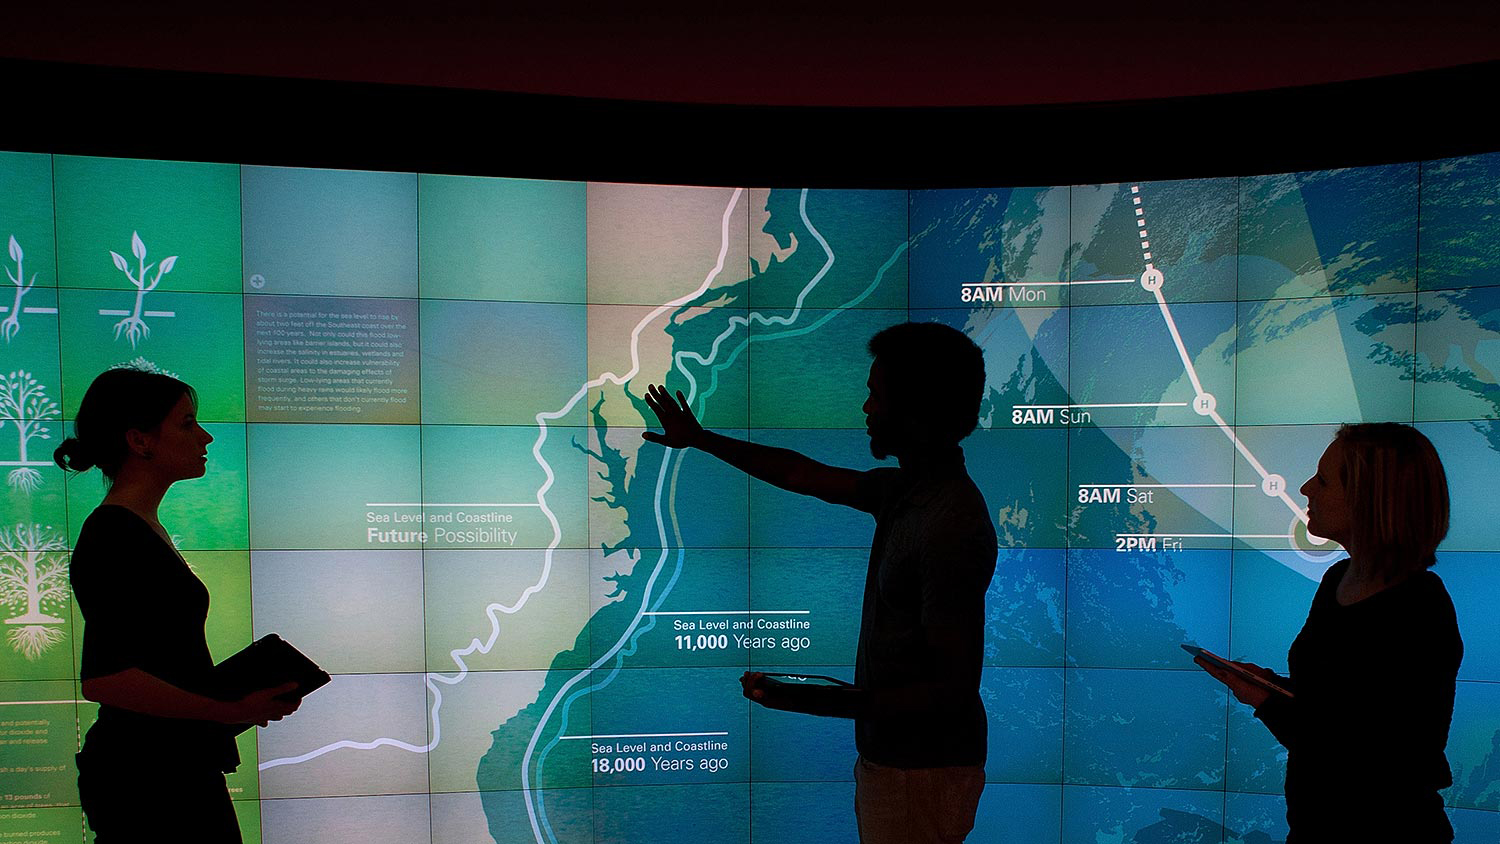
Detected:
left=520, top=188, right=839, bottom=844
left=259, top=187, right=751, bottom=772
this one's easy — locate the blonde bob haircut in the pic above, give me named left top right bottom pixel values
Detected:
left=1333, top=422, right=1449, bottom=578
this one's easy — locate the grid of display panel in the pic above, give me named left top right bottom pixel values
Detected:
left=1, top=152, right=1498, bottom=843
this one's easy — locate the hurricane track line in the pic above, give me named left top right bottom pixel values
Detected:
left=1131, top=184, right=1313, bottom=532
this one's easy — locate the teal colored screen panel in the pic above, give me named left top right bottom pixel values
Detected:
left=908, top=186, right=1072, bottom=309
left=241, top=165, right=417, bottom=299
left=418, top=173, right=586, bottom=303
left=1419, top=153, right=1500, bottom=291
left=54, top=155, right=241, bottom=293
left=246, top=423, right=421, bottom=550
left=58, top=289, right=246, bottom=422
left=747, top=307, right=907, bottom=429
left=420, top=299, right=585, bottom=426
left=1239, top=163, right=1418, bottom=300
left=746, top=188, right=909, bottom=311
left=0, top=151, right=56, bottom=295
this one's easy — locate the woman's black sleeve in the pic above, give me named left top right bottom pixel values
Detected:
left=1252, top=677, right=1300, bottom=750
left=71, top=525, right=153, bottom=681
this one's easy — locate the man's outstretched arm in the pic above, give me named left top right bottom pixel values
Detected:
left=641, top=384, right=872, bottom=511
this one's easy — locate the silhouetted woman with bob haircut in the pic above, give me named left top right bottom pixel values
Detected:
left=56, top=367, right=299, bottom=843
left=1195, top=422, right=1462, bottom=842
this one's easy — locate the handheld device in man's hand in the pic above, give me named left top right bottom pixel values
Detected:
left=759, top=672, right=854, bottom=689
left=1182, top=644, right=1294, bottom=699
left=749, top=672, right=862, bottom=718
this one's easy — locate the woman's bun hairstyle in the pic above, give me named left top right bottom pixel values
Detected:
left=52, top=366, right=197, bottom=481
left=52, top=436, right=97, bottom=473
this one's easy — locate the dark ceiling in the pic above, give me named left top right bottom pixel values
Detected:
left=8, top=2, right=1500, bottom=107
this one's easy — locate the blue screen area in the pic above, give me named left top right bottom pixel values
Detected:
left=1, top=153, right=1499, bottom=843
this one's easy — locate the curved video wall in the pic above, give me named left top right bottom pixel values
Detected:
left=1, top=150, right=1498, bottom=842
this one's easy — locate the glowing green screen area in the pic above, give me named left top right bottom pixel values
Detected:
left=2, top=152, right=1499, bottom=843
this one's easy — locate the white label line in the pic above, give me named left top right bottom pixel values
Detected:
left=364, top=503, right=543, bottom=508
left=1115, top=533, right=1291, bottom=539
left=1082, top=483, right=1245, bottom=490
left=0, top=307, right=58, bottom=314
left=558, top=731, right=728, bottom=740
left=97, top=309, right=176, bottom=317
left=642, top=610, right=810, bottom=616
left=1014, top=402, right=1189, bottom=409
left=960, top=281, right=1134, bottom=289
left=0, top=700, right=85, bottom=706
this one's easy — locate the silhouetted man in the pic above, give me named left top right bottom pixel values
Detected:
left=643, top=321, right=997, bottom=844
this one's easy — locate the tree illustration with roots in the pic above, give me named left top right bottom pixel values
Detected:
left=0, top=370, right=59, bottom=493
left=0, top=524, right=69, bottom=660
left=110, top=231, right=177, bottom=348
left=3, top=235, right=36, bottom=343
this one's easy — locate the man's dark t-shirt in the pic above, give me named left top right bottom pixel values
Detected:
left=853, top=448, right=998, bottom=769
left=1254, top=558, right=1461, bottom=842
left=70, top=505, right=239, bottom=773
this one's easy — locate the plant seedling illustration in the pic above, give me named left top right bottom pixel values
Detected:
left=0, top=370, right=59, bottom=493
left=0, top=523, right=68, bottom=660
left=101, top=231, right=177, bottom=348
left=2, top=236, right=56, bottom=343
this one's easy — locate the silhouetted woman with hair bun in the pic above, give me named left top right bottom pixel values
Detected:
left=60, top=367, right=300, bottom=843
left=1195, top=422, right=1462, bottom=842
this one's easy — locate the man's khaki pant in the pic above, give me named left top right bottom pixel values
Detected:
left=853, top=755, right=986, bottom=844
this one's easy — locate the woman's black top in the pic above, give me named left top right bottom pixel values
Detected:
left=70, top=505, right=238, bottom=773
left=1254, top=559, right=1462, bottom=842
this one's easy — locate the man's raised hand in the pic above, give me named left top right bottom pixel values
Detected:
left=641, top=384, right=704, bottom=449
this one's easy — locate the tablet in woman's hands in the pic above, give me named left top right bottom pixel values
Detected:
left=1182, top=644, right=1294, bottom=698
